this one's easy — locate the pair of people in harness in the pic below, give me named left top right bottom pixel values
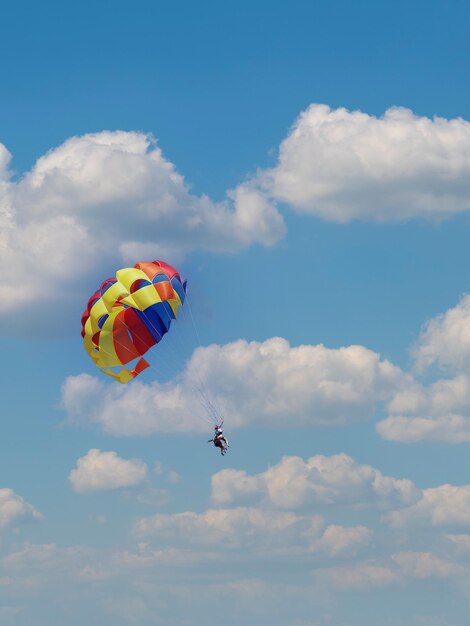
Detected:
left=208, top=425, right=229, bottom=455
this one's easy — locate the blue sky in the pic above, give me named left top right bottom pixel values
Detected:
left=2, top=2, right=470, bottom=625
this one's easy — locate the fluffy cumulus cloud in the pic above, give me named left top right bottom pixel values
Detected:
left=377, top=296, right=470, bottom=442
left=377, top=374, right=470, bottom=443
left=134, top=506, right=371, bottom=557
left=319, top=524, right=372, bottom=557
left=183, top=339, right=404, bottom=427
left=253, top=104, right=470, bottom=222
left=386, top=485, right=470, bottom=528
left=0, top=489, right=42, bottom=530
left=0, top=131, right=284, bottom=330
left=5, top=103, right=470, bottom=335
left=314, top=562, right=400, bottom=590
left=3, top=452, right=470, bottom=623
left=3, top=542, right=90, bottom=570
left=447, top=533, right=470, bottom=553
left=1, top=542, right=111, bottom=596
left=68, top=449, right=148, bottom=492
left=391, top=551, right=463, bottom=579
left=127, top=453, right=470, bottom=585
left=412, top=295, right=470, bottom=372
left=211, top=453, right=419, bottom=509
left=315, top=551, right=461, bottom=590
left=61, top=373, right=202, bottom=436
left=61, top=337, right=406, bottom=435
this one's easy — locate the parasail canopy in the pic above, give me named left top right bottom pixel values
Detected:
left=81, top=260, right=186, bottom=383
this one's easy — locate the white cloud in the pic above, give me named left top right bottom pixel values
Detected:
left=68, top=449, right=148, bottom=493
left=61, top=373, right=203, bottom=436
left=135, top=507, right=322, bottom=548
left=314, top=562, right=399, bottom=590
left=386, top=484, right=470, bottom=528
left=446, top=534, right=470, bottom=554
left=6, top=103, right=470, bottom=334
left=392, top=551, right=463, bottom=579
left=4, top=104, right=470, bottom=335
left=375, top=296, right=470, bottom=443
left=101, top=595, right=151, bottom=625
left=112, top=546, right=216, bottom=568
left=211, top=453, right=419, bottom=509
left=4, top=543, right=76, bottom=567
left=0, top=489, right=42, bottom=530
left=254, top=104, right=470, bottom=222
left=0, top=131, right=284, bottom=329
left=184, top=339, right=403, bottom=426
left=65, top=297, right=470, bottom=445
left=1, top=542, right=107, bottom=592
left=318, top=525, right=372, bottom=557
left=2, top=539, right=332, bottom=626
left=412, top=295, right=470, bottom=372
left=61, top=373, right=103, bottom=419
left=0, top=142, right=11, bottom=181
left=61, top=337, right=406, bottom=436
left=134, top=506, right=370, bottom=557
left=314, top=551, right=461, bottom=590
left=377, top=413, right=470, bottom=444
left=377, top=374, right=470, bottom=443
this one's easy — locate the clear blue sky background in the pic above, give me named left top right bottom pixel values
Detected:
left=1, top=2, right=470, bottom=625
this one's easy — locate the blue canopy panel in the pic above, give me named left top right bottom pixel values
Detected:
left=171, top=276, right=186, bottom=304
left=136, top=303, right=172, bottom=343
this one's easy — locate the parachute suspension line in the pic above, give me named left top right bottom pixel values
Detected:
left=196, top=381, right=220, bottom=423
left=115, top=312, right=215, bottom=427
left=129, top=307, right=217, bottom=426
left=185, top=291, right=203, bottom=348
left=183, top=290, right=226, bottom=426
left=140, top=289, right=224, bottom=426
left=195, top=394, right=219, bottom=426
left=126, top=307, right=213, bottom=425
left=173, top=302, right=217, bottom=424
left=91, top=330, right=213, bottom=427
left=160, top=297, right=192, bottom=357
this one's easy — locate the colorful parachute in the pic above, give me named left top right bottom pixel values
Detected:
left=81, top=260, right=186, bottom=383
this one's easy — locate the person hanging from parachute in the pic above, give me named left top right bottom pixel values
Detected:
left=81, top=259, right=230, bottom=457
left=208, top=423, right=229, bottom=455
